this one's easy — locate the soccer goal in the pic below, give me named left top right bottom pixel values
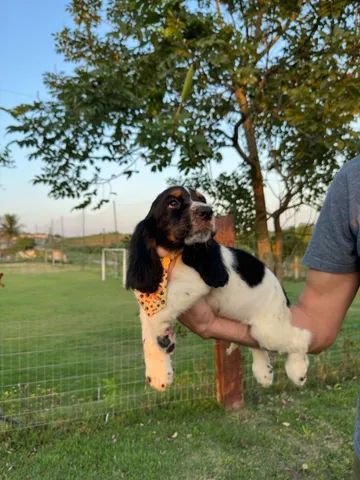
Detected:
left=101, top=248, right=127, bottom=287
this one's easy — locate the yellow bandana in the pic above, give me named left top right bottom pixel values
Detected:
left=134, top=254, right=178, bottom=316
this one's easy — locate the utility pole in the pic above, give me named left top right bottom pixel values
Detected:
left=82, top=209, right=85, bottom=244
left=113, top=201, right=118, bottom=234
left=81, top=209, right=86, bottom=270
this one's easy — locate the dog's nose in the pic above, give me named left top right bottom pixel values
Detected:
left=196, top=205, right=213, bottom=220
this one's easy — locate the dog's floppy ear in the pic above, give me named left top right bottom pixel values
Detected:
left=126, top=218, right=163, bottom=293
left=182, top=240, right=229, bottom=288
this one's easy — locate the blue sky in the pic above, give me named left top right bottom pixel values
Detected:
left=0, top=1, right=314, bottom=236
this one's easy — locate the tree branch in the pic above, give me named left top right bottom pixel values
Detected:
left=215, top=0, right=225, bottom=28
left=232, top=114, right=251, bottom=164
left=255, top=5, right=266, bottom=40
left=270, top=198, right=303, bottom=221
left=270, top=183, right=303, bottom=220
left=257, top=17, right=293, bottom=62
left=218, top=129, right=233, bottom=141
left=259, top=13, right=322, bottom=91
left=239, top=0, right=249, bottom=41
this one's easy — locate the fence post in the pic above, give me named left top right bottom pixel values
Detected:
left=293, top=255, right=300, bottom=280
left=101, top=249, right=106, bottom=281
left=214, top=215, right=244, bottom=409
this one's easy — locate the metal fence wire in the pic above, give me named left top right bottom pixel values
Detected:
left=0, top=261, right=216, bottom=428
left=0, top=257, right=358, bottom=429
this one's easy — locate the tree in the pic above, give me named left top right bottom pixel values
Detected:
left=0, top=144, right=14, bottom=188
left=280, top=223, right=313, bottom=259
left=1, top=0, right=359, bottom=268
left=14, top=236, right=36, bottom=252
left=0, top=214, right=22, bottom=242
left=0, top=148, right=12, bottom=167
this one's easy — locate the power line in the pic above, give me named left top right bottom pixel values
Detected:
left=0, top=88, right=37, bottom=99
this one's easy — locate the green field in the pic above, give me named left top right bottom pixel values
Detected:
left=0, top=265, right=359, bottom=479
left=0, top=379, right=358, bottom=479
left=0, top=264, right=216, bottom=426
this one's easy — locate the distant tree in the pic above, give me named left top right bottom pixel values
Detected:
left=0, top=145, right=14, bottom=188
left=0, top=150, right=12, bottom=168
left=0, top=214, right=22, bottom=242
left=275, top=223, right=313, bottom=259
left=1, top=0, right=359, bottom=271
left=14, top=236, right=36, bottom=252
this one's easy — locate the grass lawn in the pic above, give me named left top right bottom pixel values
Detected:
left=0, top=378, right=358, bottom=479
left=0, top=264, right=359, bottom=479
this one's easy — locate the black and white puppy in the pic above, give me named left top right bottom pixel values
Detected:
left=127, top=186, right=311, bottom=391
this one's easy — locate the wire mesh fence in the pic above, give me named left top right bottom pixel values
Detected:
left=0, top=257, right=359, bottom=429
left=0, top=263, right=216, bottom=429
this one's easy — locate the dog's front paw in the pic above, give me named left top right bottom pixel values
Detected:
left=146, top=366, right=173, bottom=392
left=157, top=334, right=175, bottom=354
left=143, top=335, right=174, bottom=392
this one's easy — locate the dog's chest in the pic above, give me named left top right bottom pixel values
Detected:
left=166, top=260, right=210, bottom=310
left=166, top=256, right=265, bottom=321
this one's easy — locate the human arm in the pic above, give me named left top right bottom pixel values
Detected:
left=179, top=269, right=359, bottom=353
left=179, top=299, right=259, bottom=348
left=295, top=162, right=360, bottom=352
left=291, top=269, right=360, bottom=353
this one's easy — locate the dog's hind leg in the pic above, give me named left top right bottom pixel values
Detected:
left=250, top=348, right=274, bottom=387
left=285, top=352, right=309, bottom=386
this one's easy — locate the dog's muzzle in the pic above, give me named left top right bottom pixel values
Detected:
left=195, top=204, right=213, bottom=221
left=184, top=203, right=215, bottom=245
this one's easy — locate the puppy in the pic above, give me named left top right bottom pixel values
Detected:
left=127, top=187, right=311, bottom=391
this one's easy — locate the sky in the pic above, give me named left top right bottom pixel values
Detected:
left=0, top=1, right=316, bottom=237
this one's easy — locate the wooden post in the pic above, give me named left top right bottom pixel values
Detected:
left=293, top=255, right=299, bottom=280
left=214, top=215, right=244, bottom=409
left=101, top=249, right=106, bottom=281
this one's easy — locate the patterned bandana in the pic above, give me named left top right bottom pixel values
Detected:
left=134, top=253, right=179, bottom=316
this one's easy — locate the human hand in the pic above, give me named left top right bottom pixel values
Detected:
left=179, top=299, right=259, bottom=348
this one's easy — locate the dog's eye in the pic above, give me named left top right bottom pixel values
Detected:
left=168, top=198, right=180, bottom=209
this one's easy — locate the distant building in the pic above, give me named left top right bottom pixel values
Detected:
left=20, top=233, right=49, bottom=247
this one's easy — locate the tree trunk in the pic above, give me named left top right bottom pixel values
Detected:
left=273, top=215, right=283, bottom=280
left=235, top=88, right=273, bottom=265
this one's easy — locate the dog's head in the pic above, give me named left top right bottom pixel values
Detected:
left=126, top=186, right=215, bottom=292
left=145, top=186, right=215, bottom=248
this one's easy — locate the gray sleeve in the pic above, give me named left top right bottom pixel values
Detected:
left=302, top=169, right=359, bottom=273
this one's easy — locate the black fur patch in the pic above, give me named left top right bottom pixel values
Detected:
left=126, top=218, right=163, bottom=293
left=229, top=247, right=265, bottom=287
left=281, top=285, right=291, bottom=307
left=182, top=240, right=229, bottom=288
